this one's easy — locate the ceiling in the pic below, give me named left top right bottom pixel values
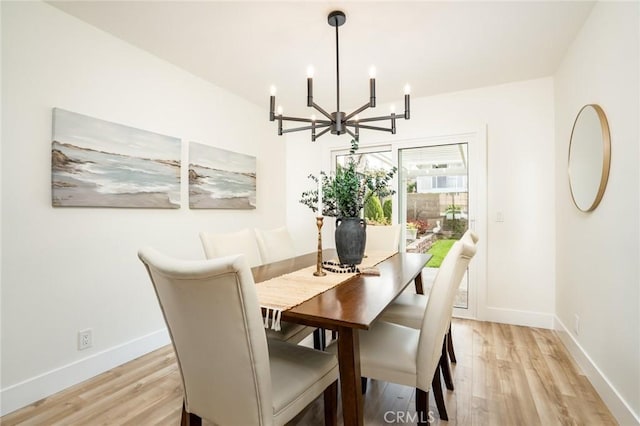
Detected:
left=49, top=1, right=594, bottom=118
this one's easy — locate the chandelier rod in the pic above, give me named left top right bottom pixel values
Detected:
left=335, top=14, right=340, bottom=114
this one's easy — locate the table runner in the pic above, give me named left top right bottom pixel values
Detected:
left=257, top=250, right=396, bottom=330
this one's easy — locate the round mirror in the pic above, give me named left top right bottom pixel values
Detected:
left=568, top=104, right=611, bottom=212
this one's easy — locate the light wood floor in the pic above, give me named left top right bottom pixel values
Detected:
left=2, top=319, right=616, bottom=425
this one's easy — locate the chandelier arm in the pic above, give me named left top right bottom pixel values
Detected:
left=345, top=128, right=358, bottom=140
left=311, top=102, right=334, bottom=121
left=343, top=103, right=371, bottom=121
left=352, top=123, right=395, bottom=133
left=281, top=116, right=330, bottom=125
left=281, top=123, right=330, bottom=134
left=315, top=127, right=332, bottom=140
left=355, top=114, right=404, bottom=123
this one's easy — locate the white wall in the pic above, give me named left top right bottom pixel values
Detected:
left=554, top=2, right=639, bottom=423
left=0, top=1, right=284, bottom=414
left=286, top=77, right=556, bottom=328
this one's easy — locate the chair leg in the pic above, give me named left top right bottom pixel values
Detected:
left=447, top=322, right=457, bottom=363
left=181, top=401, right=202, bottom=426
left=313, top=328, right=325, bottom=350
left=432, top=364, right=448, bottom=421
left=440, top=338, right=455, bottom=391
left=323, top=380, right=338, bottom=426
left=361, top=377, right=368, bottom=394
left=416, top=388, right=430, bottom=425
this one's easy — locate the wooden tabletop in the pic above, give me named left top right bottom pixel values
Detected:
left=252, top=249, right=432, bottom=330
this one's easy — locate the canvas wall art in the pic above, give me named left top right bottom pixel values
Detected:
left=189, top=142, right=256, bottom=209
left=51, top=108, right=181, bottom=208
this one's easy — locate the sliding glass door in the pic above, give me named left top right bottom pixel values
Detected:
left=398, top=143, right=469, bottom=309
left=328, top=130, right=485, bottom=318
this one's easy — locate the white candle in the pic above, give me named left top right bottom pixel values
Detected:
left=317, top=178, right=323, bottom=216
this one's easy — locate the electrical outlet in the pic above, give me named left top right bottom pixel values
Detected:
left=574, top=314, right=580, bottom=336
left=78, top=329, right=92, bottom=350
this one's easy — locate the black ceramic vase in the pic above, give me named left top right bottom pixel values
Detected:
left=335, top=217, right=367, bottom=265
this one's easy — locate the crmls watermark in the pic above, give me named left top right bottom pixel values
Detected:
left=383, top=410, right=435, bottom=424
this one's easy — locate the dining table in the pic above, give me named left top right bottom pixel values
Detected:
left=252, top=249, right=432, bottom=426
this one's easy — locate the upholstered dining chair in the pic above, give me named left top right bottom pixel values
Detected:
left=328, top=239, right=476, bottom=424
left=365, top=224, right=401, bottom=252
left=139, top=249, right=339, bottom=426
left=199, top=228, right=262, bottom=267
left=199, top=228, right=318, bottom=347
left=381, top=230, right=479, bottom=330
left=379, top=230, right=479, bottom=391
left=255, top=226, right=296, bottom=264
left=358, top=224, right=402, bottom=391
left=446, top=230, right=479, bottom=362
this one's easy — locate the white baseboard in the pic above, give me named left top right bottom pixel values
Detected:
left=480, top=306, right=555, bottom=329
left=0, top=328, right=170, bottom=417
left=554, top=316, right=640, bottom=426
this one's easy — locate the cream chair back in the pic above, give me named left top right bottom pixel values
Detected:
left=365, top=224, right=401, bottom=252
left=199, top=228, right=262, bottom=267
left=139, top=249, right=272, bottom=425
left=461, top=229, right=479, bottom=246
left=255, top=226, right=296, bottom=263
left=416, top=240, right=476, bottom=390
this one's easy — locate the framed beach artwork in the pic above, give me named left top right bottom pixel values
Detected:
left=51, top=108, right=181, bottom=208
left=189, top=142, right=256, bottom=209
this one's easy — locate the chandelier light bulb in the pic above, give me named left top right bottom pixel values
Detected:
left=354, top=115, right=359, bottom=122
left=270, top=85, right=277, bottom=96
left=277, top=105, right=283, bottom=115
left=369, top=66, right=377, bottom=79
left=311, top=114, right=316, bottom=122
left=404, top=84, right=411, bottom=95
left=390, top=104, right=396, bottom=113
left=307, top=66, right=315, bottom=78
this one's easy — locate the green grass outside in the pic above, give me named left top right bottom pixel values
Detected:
left=426, top=239, right=457, bottom=268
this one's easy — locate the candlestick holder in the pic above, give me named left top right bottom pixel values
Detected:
left=313, top=216, right=326, bottom=277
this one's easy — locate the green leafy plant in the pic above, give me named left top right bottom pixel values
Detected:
left=409, top=219, right=429, bottom=235
left=364, top=195, right=384, bottom=223
left=445, top=204, right=462, bottom=214
left=300, top=139, right=397, bottom=217
left=443, top=204, right=466, bottom=238
left=382, top=199, right=392, bottom=222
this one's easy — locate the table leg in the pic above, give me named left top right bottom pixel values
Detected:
left=414, top=272, right=424, bottom=295
left=337, top=326, right=364, bottom=426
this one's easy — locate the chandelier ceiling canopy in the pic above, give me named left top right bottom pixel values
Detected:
left=269, top=10, right=410, bottom=142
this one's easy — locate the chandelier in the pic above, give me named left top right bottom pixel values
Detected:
left=269, top=10, right=410, bottom=142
